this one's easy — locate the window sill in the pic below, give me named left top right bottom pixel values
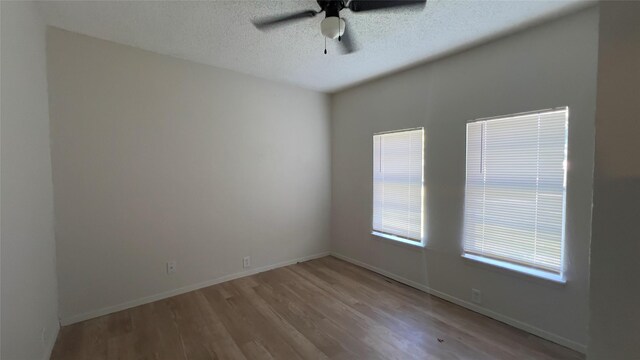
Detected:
left=371, top=231, right=425, bottom=249
left=461, top=253, right=566, bottom=284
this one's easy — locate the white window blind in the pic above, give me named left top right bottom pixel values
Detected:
left=463, top=108, right=568, bottom=276
left=373, top=128, right=424, bottom=243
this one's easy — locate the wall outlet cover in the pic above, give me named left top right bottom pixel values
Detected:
left=472, top=288, right=482, bottom=304
left=167, top=261, right=177, bottom=274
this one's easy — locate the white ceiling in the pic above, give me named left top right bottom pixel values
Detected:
left=39, top=0, right=592, bottom=93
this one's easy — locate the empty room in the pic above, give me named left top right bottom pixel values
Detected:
left=1, top=0, right=639, bottom=359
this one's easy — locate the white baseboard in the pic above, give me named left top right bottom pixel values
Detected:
left=43, top=323, right=59, bottom=360
left=58, top=250, right=585, bottom=354
left=330, top=252, right=586, bottom=354
left=60, top=251, right=330, bottom=326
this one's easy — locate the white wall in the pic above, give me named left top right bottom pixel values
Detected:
left=331, top=8, right=598, bottom=351
left=0, top=2, right=60, bottom=359
left=46, top=28, right=331, bottom=324
left=588, top=2, right=640, bottom=359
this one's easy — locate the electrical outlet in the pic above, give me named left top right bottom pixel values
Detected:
left=243, top=256, right=251, bottom=269
left=471, top=289, right=482, bottom=304
left=167, top=261, right=177, bottom=274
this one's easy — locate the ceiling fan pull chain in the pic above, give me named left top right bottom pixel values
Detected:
left=324, top=37, right=327, bottom=54
left=338, top=13, right=342, bottom=41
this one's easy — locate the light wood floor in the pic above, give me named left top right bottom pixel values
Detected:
left=51, top=256, right=583, bottom=360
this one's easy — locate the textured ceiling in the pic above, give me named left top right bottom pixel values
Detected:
left=39, top=0, right=592, bottom=93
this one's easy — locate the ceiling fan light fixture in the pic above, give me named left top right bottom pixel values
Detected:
left=320, top=16, right=345, bottom=39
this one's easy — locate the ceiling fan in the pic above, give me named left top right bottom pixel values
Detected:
left=252, top=0, right=426, bottom=54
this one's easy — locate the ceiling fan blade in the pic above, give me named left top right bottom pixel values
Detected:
left=252, top=10, right=320, bottom=30
left=339, top=21, right=357, bottom=54
left=348, top=0, right=426, bottom=12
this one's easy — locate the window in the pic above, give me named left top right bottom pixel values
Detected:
left=463, top=108, right=568, bottom=282
left=372, top=128, right=424, bottom=246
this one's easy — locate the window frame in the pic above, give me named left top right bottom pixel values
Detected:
left=371, top=127, right=426, bottom=248
left=462, top=107, right=569, bottom=283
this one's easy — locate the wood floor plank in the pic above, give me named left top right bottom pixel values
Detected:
left=231, top=279, right=328, bottom=360
left=281, top=266, right=442, bottom=359
left=252, top=278, right=371, bottom=359
left=257, top=270, right=386, bottom=359
left=292, top=261, right=491, bottom=360
left=305, top=258, right=518, bottom=359
left=315, top=257, right=581, bottom=360
left=51, top=256, right=584, bottom=360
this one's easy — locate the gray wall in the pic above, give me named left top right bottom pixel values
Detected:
left=331, top=8, right=598, bottom=351
left=46, top=28, right=331, bottom=324
left=588, top=2, right=640, bottom=359
left=0, top=2, right=60, bottom=359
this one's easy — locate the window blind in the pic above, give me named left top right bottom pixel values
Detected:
left=373, top=128, right=424, bottom=242
left=463, top=109, right=568, bottom=274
